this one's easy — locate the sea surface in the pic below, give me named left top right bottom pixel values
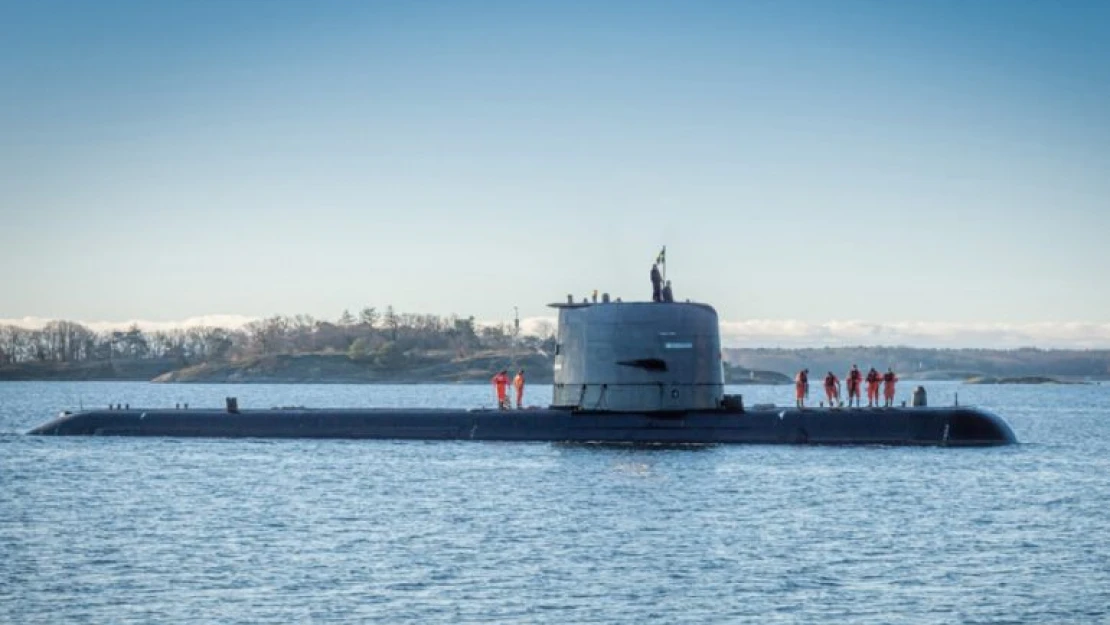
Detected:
left=2, top=381, right=1109, bottom=624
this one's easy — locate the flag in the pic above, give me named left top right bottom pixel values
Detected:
left=656, top=246, right=666, bottom=266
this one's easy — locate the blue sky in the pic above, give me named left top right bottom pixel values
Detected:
left=2, top=1, right=1108, bottom=346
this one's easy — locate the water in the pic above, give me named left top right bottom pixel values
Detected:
left=3, top=381, right=1109, bottom=624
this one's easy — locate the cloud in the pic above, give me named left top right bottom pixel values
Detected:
left=502, top=316, right=1110, bottom=348
left=517, top=316, right=1110, bottom=348
left=719, top=319, right=1110, bottom=349
left=520, top=317, right=558, bottom=336
left=0, top=315, right=258, bottom=333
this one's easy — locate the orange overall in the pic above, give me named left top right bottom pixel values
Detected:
left=847, top=369, right=862, bottom=405
left=794, top=370, right=809, bottom=406
left=513, top=372, right=525, bottom=408
left=824, top=374, right=840, bottom=405
left=866, top=370, right=880, bottom=406
left=492, top=372, right=509, bottom=408
left=883, top=371, right=897, bottom=406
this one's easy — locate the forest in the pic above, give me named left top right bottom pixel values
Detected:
left=0, top=307, right=553, bottom=375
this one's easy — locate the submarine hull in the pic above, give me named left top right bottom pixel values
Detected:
left=27, top=406, right=1016, bottom=446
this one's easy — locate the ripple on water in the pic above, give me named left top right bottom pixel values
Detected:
left=2, top=381, right=1110, bottom=623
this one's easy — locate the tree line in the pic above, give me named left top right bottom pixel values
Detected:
left=0, top=307, right=556, bottom=367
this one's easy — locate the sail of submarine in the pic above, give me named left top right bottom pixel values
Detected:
left=28, top=299, right=1016, bottom=446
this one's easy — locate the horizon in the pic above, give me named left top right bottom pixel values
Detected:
left=3, top=310, right=1110, bottom=350
left=3, top=1, right=1108, bottom=347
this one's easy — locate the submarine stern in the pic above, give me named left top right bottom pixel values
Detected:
left=26, top=411, right=103, bottom=436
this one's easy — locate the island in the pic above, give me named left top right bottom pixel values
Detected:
left=2, top=311, right=1107, bottom=384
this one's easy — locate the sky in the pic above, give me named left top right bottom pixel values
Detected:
left=2, top=1, right=1108, bottom=347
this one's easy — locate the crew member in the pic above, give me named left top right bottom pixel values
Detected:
left=651, top=263, right=663, bottom=302
left=794, top=368, right=809, bottom=408
left=824, top=371, right=841, bottom=407
left=492, top=369, right=510, bottom=409
left=513, top=369, right=525, bottom=409
left=883, top=367, right=898, bottom=407
left=846, top=364, right=862, bottom=407
left=661, top=280, right=674, bottom=303
left=866, top=367, right=881, bottom=407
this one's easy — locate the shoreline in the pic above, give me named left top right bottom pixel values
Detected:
left=3, top=353, right=1105, bottom=385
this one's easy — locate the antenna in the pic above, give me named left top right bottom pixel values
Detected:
left=511, top=306, right=520, bottom=367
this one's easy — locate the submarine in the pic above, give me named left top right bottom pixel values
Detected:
left=27, top=298, right=1016, bottom=446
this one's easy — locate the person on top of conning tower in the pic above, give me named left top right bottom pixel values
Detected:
left=661, top=280, right=674, bottom=303
left=651, top=263, right=663, bottom=302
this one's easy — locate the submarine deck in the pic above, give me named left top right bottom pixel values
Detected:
left=27, top=405, right=1016, bottom=446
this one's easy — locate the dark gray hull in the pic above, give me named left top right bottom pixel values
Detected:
left=27, top=406, right=1016, bottom=446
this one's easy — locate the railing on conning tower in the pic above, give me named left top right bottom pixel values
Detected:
left=549, top=298, right=724, bottom=412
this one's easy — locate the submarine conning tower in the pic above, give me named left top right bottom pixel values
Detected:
left=550, top=300, right=724, bottom=411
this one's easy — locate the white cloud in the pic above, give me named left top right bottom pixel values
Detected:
left=719, top=319, right=1110, bottom=349
left=517, top=316, right=1110, bottom=348
left=0, top=315, right=258, bottom=333
left=520, top=317, right=558, bottom=336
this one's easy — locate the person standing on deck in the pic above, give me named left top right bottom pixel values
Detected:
left=846, top=365, right=863, bottom=407
left=795, top=369, right=809, bottom=408
left=492, top=370, right=510, bottom=409
left=866, top=367, right=881, bottom=407
left=883, top=368, right=898, bottom=407
left=513, top=369, right=525, bottom=409
left=650, top=263, right=663, bottom=302
left=824, top=371, right=841, bottom=407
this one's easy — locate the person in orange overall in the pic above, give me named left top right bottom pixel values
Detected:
left=513, top=369, right=525, bottom=408
left=492, top=369, right=510, bottom=409
left=865, top=367, right=880, bottom=407
left=794, top=368, right=809, bottom=408
left=846, top=364, right=862, bottom=407
left=883, top=367, right=898, bottom=407
left=824, top=371, right=841, bottom=407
